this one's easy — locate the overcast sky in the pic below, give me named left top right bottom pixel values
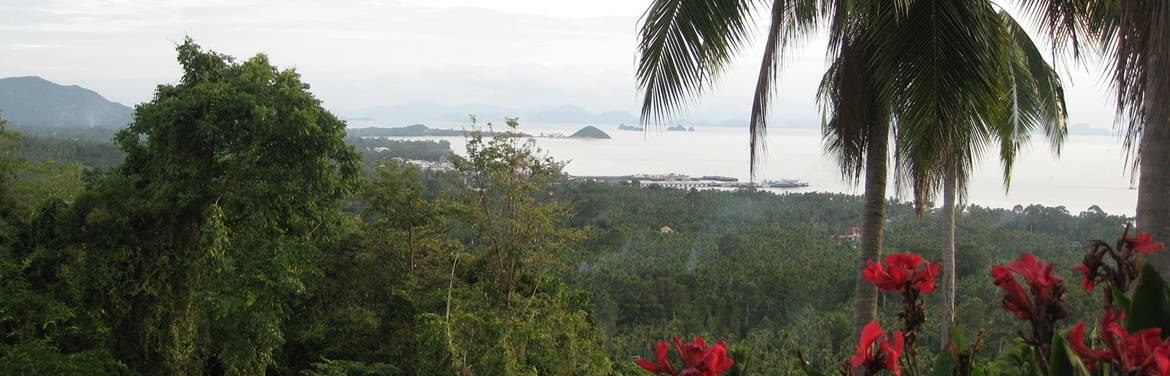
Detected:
left=0, top=0, right=1122, bottom=128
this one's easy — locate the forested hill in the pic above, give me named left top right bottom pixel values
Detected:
left=0, top=76, right=133, bottom=129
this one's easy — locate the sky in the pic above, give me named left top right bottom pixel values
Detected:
left=0, top=0, right=1123, bottom=129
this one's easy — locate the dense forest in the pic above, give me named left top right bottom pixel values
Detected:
left=0, top=40, right=1132, bottom=375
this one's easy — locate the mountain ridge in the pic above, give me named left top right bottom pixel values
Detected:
left=0, top=76, right=133, bottom=129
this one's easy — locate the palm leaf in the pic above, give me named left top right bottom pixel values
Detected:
left=748, top=0, right=820, bottom=176
left=636, top=0, right=820, bottom=178
left=987, top=9, right=1068, bottom=189
left=636, top=0, right=755, bottom=124
left=867, top=0, right=1012, bottom=211
left=818, top=37, right=888, bottom=183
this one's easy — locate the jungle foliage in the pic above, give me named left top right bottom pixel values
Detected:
left=0, top=40, right=1130, bottom=375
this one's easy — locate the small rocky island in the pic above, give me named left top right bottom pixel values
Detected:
left=569, top=126, right=611, bottom=139
left=618, top=123, right=644, bottom=131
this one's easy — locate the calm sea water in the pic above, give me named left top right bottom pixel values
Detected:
left=349, top=120, right=1138, bottom=217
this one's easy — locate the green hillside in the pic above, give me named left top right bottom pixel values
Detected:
left=0, top=76, right=133, bottom=129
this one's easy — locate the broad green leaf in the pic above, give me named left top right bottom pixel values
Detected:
left=1111, top=286, right=1132, bottom=312
left=931, top=349, right=957, bottom=376
left=1125, top=263, right=1170, bottom=335
left=987, top=340, right=1043, bottom=375
left=950, top=325, right=968, bottom=350
left=1048, top=331, right=1090, bottom=376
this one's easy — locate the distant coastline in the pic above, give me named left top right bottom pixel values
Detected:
left=347, top=124, right=530, bottom=138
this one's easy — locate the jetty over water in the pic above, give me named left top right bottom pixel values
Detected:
left=566, top=174, right=808, bottom=189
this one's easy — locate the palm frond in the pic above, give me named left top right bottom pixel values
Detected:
left=1017, top=0, right=1168, bottom=175
left=988, top=10, right=1069, bottom=189
left=870, top=0, right=1007, bottom=212
left=748, top=0, right=821, bottom=177
left=818, top=38, right=887, bottom=184
left=636, top=0, right=755, bottom=124
left=635, top=0, right=825, bottom=178
left=1015, top=0, right=1104, bottom=57
left=1107, top=0, right=1167, bottom=173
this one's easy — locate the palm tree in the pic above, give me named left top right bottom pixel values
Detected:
left=637, top=0, right=897, bottom=337
left=1020, top=0, right=1170, bottom=276
left=635, top=0, right=1067, bottom=342
left=875, top=2, right=1068, bottom=346
left=817, top=2, right=894, bottom=338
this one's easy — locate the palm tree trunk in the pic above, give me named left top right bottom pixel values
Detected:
left=1139, top=98, right=1170, bottom=276
left=851, top=121, right=888, bottom=337
left=1139, top=11, right=1170, bottom=277
left=940, top=170, right=957, bottom=348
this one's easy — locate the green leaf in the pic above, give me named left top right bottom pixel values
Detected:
left=1125, top=263, right=1170, bottom=335
left=1111, top=286, right=1132, bottom=312
left=950, top=325, right=968, bottom=350
left=931, top=349, right=957, bottom=376
left=1048, top=331, right=1090, bottom=376
left=988, top=341, right=1043, bottom=376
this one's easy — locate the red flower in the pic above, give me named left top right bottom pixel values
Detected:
left=1009, top=253, right=1063, bottom=297
left=635, top=336, right=733, bottom=376
left=864, top=253, right=939, bottom=296
left=1068, top=310, right=1170, bottom=375
left=850, top=321, right=903, bottom=376
left=1073, top=264, right=1095, bottom=292
left=912, top=261, right=941, bottom=294
left=1123, top=232, right=1165, bottom=253
left=992, top=264, right=1034, bottom=319
left=636, top=340, right=676, bottom=375
left=1155, top=346, right=1170, bottom=376
left=1069, top=322, right=1112, bottom=370
left=992, top=254, right=1066, bottom=324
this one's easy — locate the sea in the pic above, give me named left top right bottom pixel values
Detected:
left=347, top=120, right=1139, bottom=217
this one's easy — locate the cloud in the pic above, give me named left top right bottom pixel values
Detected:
left=0, top=0, right=1120, bottom=127
left=8, top=44, right=66, bottom=49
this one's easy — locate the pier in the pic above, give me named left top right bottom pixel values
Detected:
left=566, top=174, right=808, bottom=189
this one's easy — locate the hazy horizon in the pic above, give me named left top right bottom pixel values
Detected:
left=1, top=0, right=1126, bottom=132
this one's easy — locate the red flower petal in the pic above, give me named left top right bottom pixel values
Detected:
left=884, top=253, right=922, bottom=270
left=882, top=330, right=903, bottom=375
left=864, top=259, right=899, bottom=293
left=1074, top=265, right=1095, bottom=292
left=913, top=261, right=940, bottom=294
left=1125, top=232, right=1165, bottom=253
left=992, top=265, right=1034, bottom=319
left=852, top=321, right=883, bottom=367
left=1068, top=322, right=1112, bottom=365
left=657, top=339, right=676, bottom=375
left=1155, top=345, right=1170, bottom=376
left=635, top=359, right=662, bottom=373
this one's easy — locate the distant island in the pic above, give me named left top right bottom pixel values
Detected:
left=618, top=124, right=644, bottom=131
left=347, top=124, right=530, bottom=138
left=569, top=126, right=611, bottom=139
left=667, top=125, right=695, bottom=132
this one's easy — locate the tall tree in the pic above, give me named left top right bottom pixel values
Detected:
left=876, top=3, right=1068, bottom=346
left=818, top=8, right=893, bottom=338
left=635, top=0, right=899, bottom=337
left=71, top=37, right=359, bottom=374
left=1020, top=0, right=1170, bottom=276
